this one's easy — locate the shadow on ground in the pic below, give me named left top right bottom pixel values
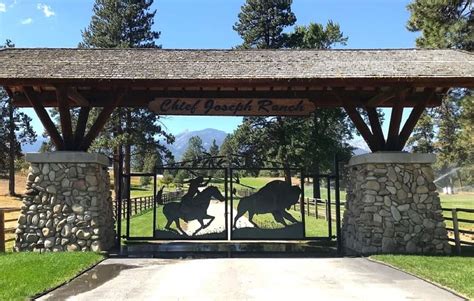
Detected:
left=232, top=223, right=305, bottom=240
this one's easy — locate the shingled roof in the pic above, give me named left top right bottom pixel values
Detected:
left=0, top=48, right=472, bottom=84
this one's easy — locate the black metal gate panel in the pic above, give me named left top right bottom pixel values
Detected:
left=230, top=168, right=306, bottom=240
left=117, top=156, right=342, bottom=249
left=121, top=167, right=229, bottom=241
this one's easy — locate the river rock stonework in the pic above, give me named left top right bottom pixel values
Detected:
left=15, top=152, right=114, bottom=252
left=342, top=153, right=450, bottom=255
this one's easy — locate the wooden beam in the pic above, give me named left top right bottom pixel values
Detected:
left=366, top=87, right=409, bottom=107
left=67, top=88, right=90, bottom=106
left=398, top=90, right=434, bottom=149
left=56, top=86, right=74, bottom=150
left=366, top=107, right=385, bottom=150
left=10, top=88, right=443, bottom=108
left=344, top=106, right=379, bottom=152
left=385, top=91, right=406, bottom=150
left=1, top=77, right=473, bottom=89
left=23, top=86, right=65, bottom=150
left=79, top=91, right=126, bottom=151
left=74, top=107, right=91, bottom=149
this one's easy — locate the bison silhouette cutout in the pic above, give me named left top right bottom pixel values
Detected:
left=233, top=180, right=302, bottom=229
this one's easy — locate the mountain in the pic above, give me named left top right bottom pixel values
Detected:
left=168, top=128, right=228, bottom=160
left=349, top=139, right=370, bottom=156
left=22, top=137, right=46, bottom=153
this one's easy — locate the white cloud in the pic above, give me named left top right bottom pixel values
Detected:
left=21, top=17, right=32, bottom=25
left=37, top=3, right=54, bottom=17
left=0, top=3, right=6, bottom=12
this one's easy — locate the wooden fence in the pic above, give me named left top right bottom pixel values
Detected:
left=114, top=191, right=184, bottom=219
left=442, top=207, right=474, bottom=254
left=293, top=197, right=345, bottom=221
left=0, top=208, right=21, bottom=252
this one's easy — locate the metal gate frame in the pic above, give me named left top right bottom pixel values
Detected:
left=120, top=167, right=230, bottom=241
left=229, top=167, right=307, bottom=241
left=115, top=155, right=343, bottom=253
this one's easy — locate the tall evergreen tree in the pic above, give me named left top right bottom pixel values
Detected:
left=233, top=0, right=351, bottom=188
left=407, top=0, right=472, bottom=50
left=407, top=0, right=473, bottom=176
left=233, top=0, right=296, bottom=49
left=285, top=21, right=348, bottom=49
left=0, top=40, right=37, bottom=195
left=80, top=0, right=161, bottom=48
left=181, top=136, right=205, bottom=163
left=209, top=139, right=220, bottom=158
left=75, top=0, right=173, bottom=198
left=407, top=109, right=436, bottom=153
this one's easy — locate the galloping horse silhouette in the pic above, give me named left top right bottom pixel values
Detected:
left=163, top=186, right=225, bottom=236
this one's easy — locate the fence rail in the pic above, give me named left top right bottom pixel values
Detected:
left=293, top=197, right=346, bottom=221
left=114, top=191, right=184, bottom=219
left=441, top=207, right=474, bottom=253
left=1, top=208, right=21, bottom=252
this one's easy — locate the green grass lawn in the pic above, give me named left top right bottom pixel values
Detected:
left=122, top=200, right=333, bottom=239
left=439, top=193, right=474, bottom=230
left=372, top=252, right=474, bottom=299
left=0, top=252, right=104, bottom=301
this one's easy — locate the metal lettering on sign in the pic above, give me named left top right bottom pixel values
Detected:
left=148, top=98, right=316, bottom=116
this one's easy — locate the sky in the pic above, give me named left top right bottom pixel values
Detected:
left=0, top=0, right=419, bottom=138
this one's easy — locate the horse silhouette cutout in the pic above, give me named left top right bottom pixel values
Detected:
left=163, top=185, right=225, bottom=236
left=233, top=180, right=301, bottom=229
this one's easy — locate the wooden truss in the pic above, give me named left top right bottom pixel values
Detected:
left=341, top=89, right=437, bottom=152
left=7, top=84, right=445, bottom=152
left=19, top=86, right=125, bottom=151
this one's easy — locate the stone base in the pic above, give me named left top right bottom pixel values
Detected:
left=342, top=152, right=451, bottom=255
left=15, top=152, right=115, bottom=252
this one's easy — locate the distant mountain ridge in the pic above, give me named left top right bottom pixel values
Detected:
left=167, top=128, right=228, bottom=160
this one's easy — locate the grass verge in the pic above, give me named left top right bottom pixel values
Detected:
left=0, top=252, right=104, bottom=301
left=372, top=253, right=474, bottom=299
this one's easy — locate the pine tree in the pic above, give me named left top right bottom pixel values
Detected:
left=76, top=0, right=172, bottom=198
left=285, top=21, right=348, bottom=49
left=233, top=0, right=352, bottom=188
left=407, top=109, right=436, bottom=153
left=407, top=0, right=472, bottom=50
left=0, top=40, right=37, bottom=195
left=209, top=139, right=220, bottom=158
left=407, top=0, right=473, bottom=178
left=181, top=136, right=205, bottom=163
left=80, top=0, right=161, bottom=48
left=233, top=0, right=296, bottom=49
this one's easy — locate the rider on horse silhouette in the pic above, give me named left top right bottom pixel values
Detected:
left=180, top=176, right=211, bottom=219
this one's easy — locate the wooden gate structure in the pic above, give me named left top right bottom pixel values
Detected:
left=1, top=48, right=472, bottom=254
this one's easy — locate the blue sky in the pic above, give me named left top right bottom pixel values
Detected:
left=0, top=0, right=418, bottom=137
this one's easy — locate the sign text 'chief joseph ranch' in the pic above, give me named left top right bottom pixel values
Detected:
left=148, top=98, right=317, bottom=116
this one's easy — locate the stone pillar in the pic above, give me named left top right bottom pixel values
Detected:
left=342, top=152, right=450, bottom=255
left=15, top=152, right=115, bottom=252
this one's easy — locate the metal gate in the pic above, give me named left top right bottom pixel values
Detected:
left=116, top=155, right=342, bottom=250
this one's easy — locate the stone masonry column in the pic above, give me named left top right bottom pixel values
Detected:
left=342, top=152, right=451, bottom=255
left=15, top=152, right=115, bottom=252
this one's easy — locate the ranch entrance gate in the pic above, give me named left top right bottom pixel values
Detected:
left=118, top=155, right=343, bottom=251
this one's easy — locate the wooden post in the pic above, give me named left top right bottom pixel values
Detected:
left=134, top=199, right=137, bottom=215
left=315, top=199, right=319, bottom=219
left=452, top=209, right=461, bottom=254
left=0, top=210, right=5, bottom=253
left=306, top=197, right=310, bottom=216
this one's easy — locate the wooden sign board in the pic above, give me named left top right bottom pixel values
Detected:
left=148, top=98, right=316, bottom=116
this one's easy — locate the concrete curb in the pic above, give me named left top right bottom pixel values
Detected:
left=32, top=256, right=108, bottom=300
left=367, top=257, right=469, bottom=301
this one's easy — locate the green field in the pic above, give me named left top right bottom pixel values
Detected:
left=126, top=176, right=472, bottom=240
left=0, top=252, right=103, bottom=301
left=372, top=252, right=474, bottom=299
